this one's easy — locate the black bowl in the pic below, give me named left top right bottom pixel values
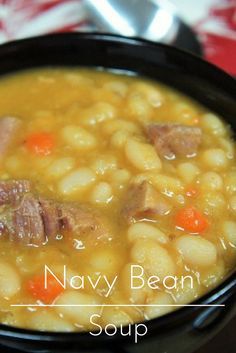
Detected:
left=0, top=33, right=235, bottom=353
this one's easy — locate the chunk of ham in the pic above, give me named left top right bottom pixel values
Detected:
left=122, top=181, right=171, bottom=223
left=0, top=180, right=31, bottom=205
left=0, top=180, right=110, bottom=246
left=59, top=204, right=110, bottom=241
left=0, top=116, right=22, bottom=158
left=39, top=198, right=60, bottom=240
left=147, top=124, right=202, bottom=159
left=11, top=194, right=45, bottom=246
left=39, top=199, right=110, bottom=242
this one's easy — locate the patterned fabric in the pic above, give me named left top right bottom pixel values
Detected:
left=0, top=0, right=235, bottom=75
left=195, top=0, right=236, bottom=75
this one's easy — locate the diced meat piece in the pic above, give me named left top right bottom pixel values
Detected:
left=147, top=124, right=202, bottom=159
left=10, top=194, right=45, bottom=246
left=59, top=204, right=110, bottom=241
left=39, top=198, right=60, bottom=239
left=59, top=205, right=96, bottom=233
left=0, top=179, right=111, bottom=246
left=0, top=116, right=22, bottom=157
left=122, top=181, right=171, bottom=223
left=0, top=180, right=31, bottom=206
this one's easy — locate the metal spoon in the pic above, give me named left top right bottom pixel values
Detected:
left=83, top=0, right=202, bottom=55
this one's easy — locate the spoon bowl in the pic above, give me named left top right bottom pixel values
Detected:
left=83, top=0, right=202, bottom=55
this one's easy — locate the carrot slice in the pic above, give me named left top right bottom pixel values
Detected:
left=175, top=206, right=208, bottom=234
left=26, top=273, right=64, bottom=304
left=25, top=132, right=55, bottom=156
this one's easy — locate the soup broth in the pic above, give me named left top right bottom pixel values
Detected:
left=0, top=68, right=235, bottom=332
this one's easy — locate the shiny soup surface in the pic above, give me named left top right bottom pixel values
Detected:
left=0, top=68, right=235, bottom=332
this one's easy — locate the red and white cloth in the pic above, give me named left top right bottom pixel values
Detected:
left=172, top=0, right=236, bottom=75
left=0, top=0, right=235, bottom=75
